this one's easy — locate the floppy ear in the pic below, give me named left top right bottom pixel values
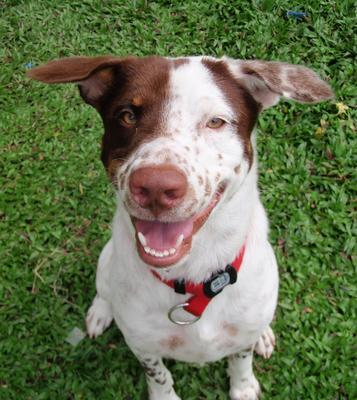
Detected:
left=27, top=56, right=126, bottom=106
left=225, top=58, right=334, bottom=109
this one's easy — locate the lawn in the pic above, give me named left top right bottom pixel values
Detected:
left=0, top=0, right=356, bottom=399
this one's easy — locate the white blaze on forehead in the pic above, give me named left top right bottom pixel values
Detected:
left=168, top=58, right=234, bottom=129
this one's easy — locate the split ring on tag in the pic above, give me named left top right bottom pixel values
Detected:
left=168, top=303, right=200, bottom=325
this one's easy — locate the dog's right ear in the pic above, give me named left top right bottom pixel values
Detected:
left=27, top=56, right=127, bottom=107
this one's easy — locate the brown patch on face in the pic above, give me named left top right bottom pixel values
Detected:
left=234, top=164, right=241, bottom=174
left=198, top=175, right=204, bottom=186
left=202, top=59, right=260, bottom=168
left=223, top=321, right=239, bottom=337
left=215, top=173, right=221, bottom=182
left=98, top=56, right=172, bottom=177
left=160, top=335, right=185, bottom=351
left=218, top=153, right=223, bottom=160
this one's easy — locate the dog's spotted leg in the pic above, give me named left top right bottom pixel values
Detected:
left=228, top=348, right=260, bottom=400
left=138, top=355, right=181, bottom=400
left=254, top=326, right=275, bottom=359
left=86, top=294, right=113, bottom=338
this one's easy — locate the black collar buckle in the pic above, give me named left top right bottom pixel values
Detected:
left=203, top=264, right=238, bottom=298
left=173, top=264, right=238, bottom=297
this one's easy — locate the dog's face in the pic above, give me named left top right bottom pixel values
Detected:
left=28, top=56, right=332, bottom=268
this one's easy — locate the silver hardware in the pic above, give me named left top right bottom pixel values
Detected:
left=168, top=302, right=201, bottom=325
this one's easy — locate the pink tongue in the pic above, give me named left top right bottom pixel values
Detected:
left=134, top=219, right=194, bottom=250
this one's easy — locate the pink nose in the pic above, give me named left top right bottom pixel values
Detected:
left=129, top=165, right=187, bottom=215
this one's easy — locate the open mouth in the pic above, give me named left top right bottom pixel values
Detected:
left=132, top=188, right=225, bottom=268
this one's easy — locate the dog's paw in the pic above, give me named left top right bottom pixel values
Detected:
left=86, top=295, right=113, bottom=338
left=254, top=326, right=275, bottom=359
left=230, top=375, right=260, bottom=400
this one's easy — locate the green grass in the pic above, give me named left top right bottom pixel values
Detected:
left=1, top=0, right=356, bottom=399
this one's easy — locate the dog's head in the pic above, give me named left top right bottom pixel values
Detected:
left=28, top=56, right=333, bottom=268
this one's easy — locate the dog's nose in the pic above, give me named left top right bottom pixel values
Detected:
left=129, top=165, right=187, bottom=214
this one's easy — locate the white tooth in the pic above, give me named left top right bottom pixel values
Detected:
left=144, top=246, right=150, bottom=254
left=176, top=234, right=184, bottom=248
left=163, top=250, right=169, bottom=257
left=169, top=248, right=176, bottom=255
left=138, top=232, right=147, bottom=246
left=157, top=252, right=164, bottom=258
left=149, top=249, right=156, bottom=256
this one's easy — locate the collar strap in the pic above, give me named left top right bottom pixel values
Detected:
left=152, top=244, right=246, bottom=321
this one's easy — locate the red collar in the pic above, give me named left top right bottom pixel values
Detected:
left=152, top=244, right=246, bottom=324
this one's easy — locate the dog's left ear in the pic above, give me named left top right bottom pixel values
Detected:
left=226, top=58, right=334, bottom=109
left=27, top=56, right=129, bottom=107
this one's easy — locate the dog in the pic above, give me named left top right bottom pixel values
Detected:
left=28, top=55, right=333, bottom=399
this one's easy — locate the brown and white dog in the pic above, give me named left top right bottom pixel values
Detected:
left=28, top=56, right=333, bottom=399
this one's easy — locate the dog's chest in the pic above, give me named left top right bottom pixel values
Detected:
left=107, top=208, right=279, bottom=363
left=113, top=301, right=251, bottom=363
left=109, top=270, right=274, bottom=363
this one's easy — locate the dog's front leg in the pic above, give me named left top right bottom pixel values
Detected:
left=137, top=354, right=181, bottom=400
left=228, top=348, right=261, bottom=400
left=86, top=240, right=114, bottom=338
left=86, top=294, right=113, bottom=338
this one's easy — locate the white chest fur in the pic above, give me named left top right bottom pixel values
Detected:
left=98, top=194, right=279, bottom=365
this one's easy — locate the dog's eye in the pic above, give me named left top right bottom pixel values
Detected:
left=118, top=109, right=137, bottom=126
left=207, top=117, right=226, bottom=129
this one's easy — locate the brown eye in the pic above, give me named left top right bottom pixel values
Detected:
left=207, top=117, right=226, bottom=129
left=118, top=109, right=136, bottom=126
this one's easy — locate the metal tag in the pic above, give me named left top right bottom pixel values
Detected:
left=210, top=272, right=230, bottom=293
